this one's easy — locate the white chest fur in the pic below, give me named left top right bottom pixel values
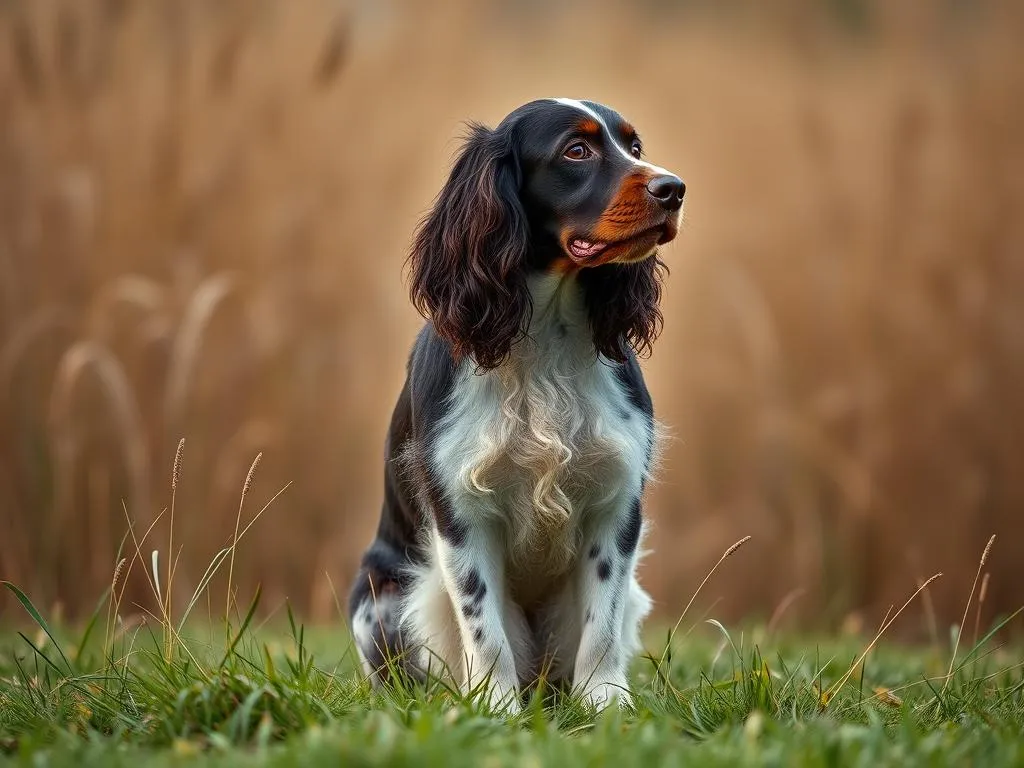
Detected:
left=430, top=275, right=652, bottom=590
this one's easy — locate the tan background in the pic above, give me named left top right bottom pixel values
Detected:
left=1, top=0, right=1022, bottom=635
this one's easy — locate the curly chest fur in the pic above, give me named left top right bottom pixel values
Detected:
left=429, top=277, right=652, bottom=592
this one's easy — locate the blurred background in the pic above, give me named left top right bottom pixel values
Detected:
left=1, top=0, right=1022, bottom=636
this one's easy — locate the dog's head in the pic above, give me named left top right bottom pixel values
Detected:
left=409, top=98, right=685, bottom=369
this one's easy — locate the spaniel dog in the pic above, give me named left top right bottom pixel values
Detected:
left=348, top=98, right=684, bottom=712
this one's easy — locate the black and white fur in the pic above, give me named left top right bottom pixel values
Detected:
left=348, top=98, right=684, bottom=712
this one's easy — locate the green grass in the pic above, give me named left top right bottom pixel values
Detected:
left=0, top=481, right=1019, bottom=766
left=2, top=580, right=1023, bottom=768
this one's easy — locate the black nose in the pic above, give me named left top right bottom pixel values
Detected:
left=646, top=174, right=685, bottom=211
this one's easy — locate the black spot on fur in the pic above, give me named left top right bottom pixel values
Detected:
left=430, top=485, right=468, bottom=547
left=473, top=628, right=484, bottom=643
left=462, top=602, right=482, bottom=619
left=588, top=543, right=600, bottom=560
left=585, top=609, right=593, bottom=624
left=460, top=568, right=487, bottom=602
left=597, top=560, right=612, bottom=581
left=617, top=497, right=642, bottom=556
left=460, top=568, right=481, bottom=596
left=354, top=602, right=414, bottom=682
left=435, top=511, right=467, bottom=546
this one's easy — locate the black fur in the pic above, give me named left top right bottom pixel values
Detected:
left=348, top=99, right=683, bottom=685
left=617, top=497, right=643, bottom=557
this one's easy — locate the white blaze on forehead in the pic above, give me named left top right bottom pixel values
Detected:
left=550, top=98, right=673, bottom=177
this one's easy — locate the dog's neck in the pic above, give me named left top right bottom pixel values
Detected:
left=517, top=271, right=597, bottom=364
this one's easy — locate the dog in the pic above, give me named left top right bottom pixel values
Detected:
left=348, top=98, right=684, bottom=712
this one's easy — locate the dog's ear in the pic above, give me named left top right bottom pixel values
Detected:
left=408, top=123, right=530, bottom=369
left=578, top=256, right=667, bottom=362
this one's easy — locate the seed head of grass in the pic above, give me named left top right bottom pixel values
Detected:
left=172, top=438, right=185, bottom=491
left=111, top=557, right=127, bottom=594
left=242, top=452, right=262, bottom=501
left=227, top=452, right=263, bottom=622
left=657, top=535, right=752, bottom=672
left=980, top=535, right=995, bottom=569
left=823, top=572, right=943, bottom=704
left=944, top=534, right=997, bottom=692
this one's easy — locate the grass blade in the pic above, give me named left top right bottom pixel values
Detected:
left=3, top=581, right=73, bottom=673
left=220, top=584, right=263, bottom=669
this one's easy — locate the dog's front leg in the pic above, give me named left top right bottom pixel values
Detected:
left=433, top=522, right=521, bottom=713
left=573, top=497, right=644, bottom=710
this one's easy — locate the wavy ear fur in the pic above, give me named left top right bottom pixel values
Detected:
left=578, top=256, right=667, bottom=362
left=408, top=123, right=530, bottom=370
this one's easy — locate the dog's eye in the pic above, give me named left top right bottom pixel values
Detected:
left=564, top=142, right=592, bottom=161
left=630, top=140, right=643, bottom=159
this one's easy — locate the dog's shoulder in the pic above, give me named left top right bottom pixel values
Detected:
left=408, top=323, right=461, bottom=440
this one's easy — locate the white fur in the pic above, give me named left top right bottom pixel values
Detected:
left=402, top=274, right=654, bottom=711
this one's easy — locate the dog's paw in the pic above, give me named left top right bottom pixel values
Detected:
left=495, top=689, right=523, bottom=716
left=480, top=679, right=523, bottom=716
left=583, top=680, right=632, bottom=711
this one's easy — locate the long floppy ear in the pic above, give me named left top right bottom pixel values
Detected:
left=407, top=123, right=530, bottom=370
left=578, top=256, right=668, bottom=362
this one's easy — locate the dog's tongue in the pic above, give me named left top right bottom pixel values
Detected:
left=569, top=239, right=607, bottom=259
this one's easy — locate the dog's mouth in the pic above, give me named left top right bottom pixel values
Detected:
left=567, top=220, right=678, bottom=264
left=568, top=238, right=608, bottom=260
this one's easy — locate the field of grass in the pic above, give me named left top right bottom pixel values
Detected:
left=2, top=608, right=1022, bottom=766
left=1, top=521, right=1021, bottom=767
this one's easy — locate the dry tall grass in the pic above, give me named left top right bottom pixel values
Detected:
left=0, top=0, right=1022, bottom=632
